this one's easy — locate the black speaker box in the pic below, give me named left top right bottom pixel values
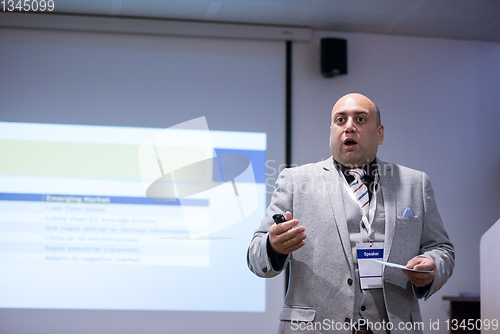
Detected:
left=321, top=38, right=347, bottom=77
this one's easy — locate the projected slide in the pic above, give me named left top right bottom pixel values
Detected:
left=0, top=121, right=266, bottom=311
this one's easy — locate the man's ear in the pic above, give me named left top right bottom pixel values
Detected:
left=377, top=124, right=384, bottom=145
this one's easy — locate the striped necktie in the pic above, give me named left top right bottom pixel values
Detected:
left=348, top=168, right=369, bottom=216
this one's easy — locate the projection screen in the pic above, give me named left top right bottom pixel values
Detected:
left=0, top=22, right=286, bottom=334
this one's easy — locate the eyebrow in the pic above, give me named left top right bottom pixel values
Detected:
left=334, top=111, right=369, bottom=117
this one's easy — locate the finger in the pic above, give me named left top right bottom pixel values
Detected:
left=275, top=226, right=306, bottom=244
left=284, top=240, right=306, bottom=253
left=281, top=232, right=307, bottom=252
left=273, top=219, right=300, bottom=235
left=402, top=270, right=421, bottom=280
left=405, top=257, right=422, bottom=269
left=414, top=262, right=435, bottom=271
left=403, top=271, right=423, bottom=286
left=285, top=211, right=293, bottom=221
left=403, top=270, right=434, bottom=286
left=403, top=271, right=427, bottom=279
left=277, top=228, right=306, bottom=246
left=413, top=265, right=432, bottom=271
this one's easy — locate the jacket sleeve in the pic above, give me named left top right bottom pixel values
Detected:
left=247, top=168, right=293, bottom=278
left=418, top=172, right=455, bottom=300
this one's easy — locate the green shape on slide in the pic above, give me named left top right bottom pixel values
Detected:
left=0, top=140, right=142, bottom=179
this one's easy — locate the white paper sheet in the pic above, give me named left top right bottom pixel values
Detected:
left=372, top=259, right=433, bottom=273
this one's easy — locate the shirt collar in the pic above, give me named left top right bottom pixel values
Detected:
left=333, top=158, right=378, bottom=180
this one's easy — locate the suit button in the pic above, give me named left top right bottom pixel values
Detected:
left=361, top=305, right=366, bottom=311
left=344, top=318, right=350, bottom=323
left=262, top=266, right=268, bottom=273
left=347, top=278, right=353, bottom=286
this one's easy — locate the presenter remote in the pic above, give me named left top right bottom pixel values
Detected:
left=272, top=214, right=286, bottom=224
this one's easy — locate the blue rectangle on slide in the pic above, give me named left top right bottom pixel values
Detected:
left=214, top=148, right=266, bottom=183
left=0, top=192, right=208, bottom=206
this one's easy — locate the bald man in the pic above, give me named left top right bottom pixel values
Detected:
left=247, top=93, right=454, bottom=334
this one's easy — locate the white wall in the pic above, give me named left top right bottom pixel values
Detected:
left=292, top=30, right=500, bottom=332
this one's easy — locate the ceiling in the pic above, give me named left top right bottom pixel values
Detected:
left=25, top=0, right=500, bottom=43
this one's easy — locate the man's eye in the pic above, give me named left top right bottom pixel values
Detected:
left=336, top=118, right=345, bottom=123
left=357, top=117, right=366, bottom=122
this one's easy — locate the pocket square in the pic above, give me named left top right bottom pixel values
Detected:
left=402, top=207, right=414, bottom=217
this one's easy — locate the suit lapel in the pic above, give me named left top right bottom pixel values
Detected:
left=322, top=158, right=354, bottom=270
left=378, top=159, right=396, bottom=262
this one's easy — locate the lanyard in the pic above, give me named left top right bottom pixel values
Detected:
left=338, top=168, right=378, bottom=242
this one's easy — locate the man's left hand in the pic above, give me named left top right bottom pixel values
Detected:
left=403, top=256, right=436, bottom=287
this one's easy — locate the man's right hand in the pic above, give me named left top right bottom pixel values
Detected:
left=269, top=211, right=306, bottom=255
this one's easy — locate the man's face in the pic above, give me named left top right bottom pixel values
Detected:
left=329, top=93, right=384, bottom=168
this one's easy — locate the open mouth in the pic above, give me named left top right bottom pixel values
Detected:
left=344, top=138, right=357, bottom=147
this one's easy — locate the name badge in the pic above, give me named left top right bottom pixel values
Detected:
left=356, top=242, right=384, bottom=289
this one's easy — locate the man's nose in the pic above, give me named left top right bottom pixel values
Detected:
left=345, top=117, right=355, bottom=132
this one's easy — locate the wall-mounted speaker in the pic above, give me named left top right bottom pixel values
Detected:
left=320, top=38, right=347, bottom=78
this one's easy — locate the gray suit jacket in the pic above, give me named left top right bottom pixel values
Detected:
left=247, top=158, right=454, bottom=333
